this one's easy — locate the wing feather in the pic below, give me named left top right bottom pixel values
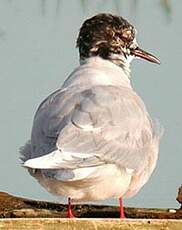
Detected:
left=24, top=85, right=154, bottom=171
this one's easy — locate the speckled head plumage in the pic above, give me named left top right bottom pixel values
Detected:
left=77, top=13, right=160, bottom=66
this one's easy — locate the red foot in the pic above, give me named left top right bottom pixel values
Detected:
left=67, top=197, right=75, bottom=218
left=119, top=197, right=125, bottom=219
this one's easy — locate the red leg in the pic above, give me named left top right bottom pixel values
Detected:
left=119, top=197, right=125, bottom=219
left=67, top=197, right=75, bottom=218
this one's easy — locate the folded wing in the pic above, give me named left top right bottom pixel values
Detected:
left=23, top=85, right=154, bottom=172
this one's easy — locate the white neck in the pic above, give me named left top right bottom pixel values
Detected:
left=108, top=53, right=133, bottom=78
left=63, top=56, right=132, bottom=90
left=80, top=56, right=132, bottom=85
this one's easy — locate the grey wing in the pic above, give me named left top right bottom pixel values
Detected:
left=23, top=85, right=156, bottom=171
left=56, top=85, right=154, bottom=171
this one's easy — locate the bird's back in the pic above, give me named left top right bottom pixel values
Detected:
left=21, top=56, right=162, bottom=201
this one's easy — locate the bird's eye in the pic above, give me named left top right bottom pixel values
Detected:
left=121, top=30, right=133, bottom=42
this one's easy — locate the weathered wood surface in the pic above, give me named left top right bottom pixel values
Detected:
left=0, top=218, right=182, bottom=230
left=0, top=191, right=182, bottom=219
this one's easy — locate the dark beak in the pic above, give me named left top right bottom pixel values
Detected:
left=130, top=47, right=160, bottom=64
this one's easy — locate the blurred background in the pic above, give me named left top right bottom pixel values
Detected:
left=0, top=0, right=181, bottom=209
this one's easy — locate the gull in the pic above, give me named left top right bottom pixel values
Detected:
left=21, top=13, right=163, bottom=218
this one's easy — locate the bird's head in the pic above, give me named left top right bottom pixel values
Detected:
left=77, top=13, right=160, bottom=67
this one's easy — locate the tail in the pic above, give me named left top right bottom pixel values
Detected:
left=19, top=140, right=32, bottom=163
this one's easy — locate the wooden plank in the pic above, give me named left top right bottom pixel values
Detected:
left=0, top=218, right=182, bottom=230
